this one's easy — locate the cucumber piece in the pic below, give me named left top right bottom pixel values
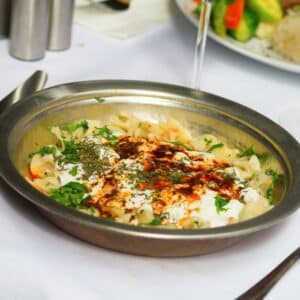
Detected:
left=229, top=10, right=259, bottom=42
left=211, top=0, right=228, bottom=37
left=247, top=0, right=283, bottom=22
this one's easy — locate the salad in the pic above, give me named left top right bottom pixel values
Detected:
left=194, top=0, right=300, bottom=63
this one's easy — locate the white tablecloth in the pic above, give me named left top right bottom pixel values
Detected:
left=0, top=4, right=299, bottom=300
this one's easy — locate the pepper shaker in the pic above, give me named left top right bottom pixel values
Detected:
left=10, top=0, right=50, bottom=60
left=0, top=0, right=11, bottom=38
left=48, top=0, right=74, bottom=51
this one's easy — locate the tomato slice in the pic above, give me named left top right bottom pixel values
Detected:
left=28, top=167, right=41, bottom=181
left=225, top=0, right=245, bottom=30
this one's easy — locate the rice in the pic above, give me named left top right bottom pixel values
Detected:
left=272, top=14, right=300, bottom=64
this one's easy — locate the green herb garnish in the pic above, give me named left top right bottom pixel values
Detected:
left=257, top=153, right=269, bottom=163
left=237, top=146, right=269, bottom=163
left=64, top=120, right=89, bottom=134
left=193, top=220, right=201, bottom=228
left=69, top=166, right=78, bottom=176
left=265, top=168, right=284, bottom=185
left=94, top=125, right=117, bottom=142
left=62, top=140, right=80, bottom=163
left=148, top=216, right=162, bottom=226
left=266, top=186, right=274, bottom=205
left=215, top=195, right=229, bottom=214
left=95, top=97, right=105, bottom=103
left=51, top=182, right=87, bottom=207
left=31, top=146, right=57, bottom=158
left=204, top=137, right=212, bottom=145
left=208, top=143, right=224, bottom=152
left=237, top=146, right=256, bottom=158
left=171, top=140, right=192, bottom=150
left=265, top=168, right=284, bottom=205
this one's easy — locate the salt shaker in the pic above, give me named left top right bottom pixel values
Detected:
left=48, top=0, right=74, bottom=51
left=10, top=0, right=50, bottom=60
left=0, top=0, right=11, bottom=39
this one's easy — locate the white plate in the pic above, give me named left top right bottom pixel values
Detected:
left=176, top=0, right=300, bottom=74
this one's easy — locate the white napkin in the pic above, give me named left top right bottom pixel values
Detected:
left=74, top=0, right=172, bottom=39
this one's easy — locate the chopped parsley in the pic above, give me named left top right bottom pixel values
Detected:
left=215, top=195, right=229, bottom=214
left=193, top=220, right=201, bottom=228
left=171, top=140, right=192, bottom=150
left=256, top=153, right=269, bottom=164
left=266, top=186, right=274, bottom=205
left=237, top=146, right=269, bottom=163
left=237, top=146, right=256, bottom=158
left=265, top=168, right=284, bottom=185
left=94, top=125, right=117, bottom=142
left=265, top=168, right=284, bottom=205
left=94, top=97, right=105, bottom=103
left=204, top=137, right=212, bottom=145
left=69, top=165, right=78, bottom=176
left=148, top=216, right=162, bottom=226
left=208, top=143, right=224, bottom=153
left=31, top=145, right=57, bottom=157
left=64, top=120, right=89, bottom=134
left=51, top=182, right=88, bottom=207
left=62, top=140, right=80, bottom=163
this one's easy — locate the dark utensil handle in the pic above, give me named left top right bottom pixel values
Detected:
left=237, top=247, right=300, bottom=300
left=103, top=0, right=130, bottom=10
left=0, top=70, right=48, bottom=115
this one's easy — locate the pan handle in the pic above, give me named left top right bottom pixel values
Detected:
left=0, top=70, right=48, bottom=115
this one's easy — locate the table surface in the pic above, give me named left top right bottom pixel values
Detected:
left=0, top=4, right=299, bottom=300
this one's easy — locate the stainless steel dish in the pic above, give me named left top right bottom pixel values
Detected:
left=0, top=80, right=299, bottom=256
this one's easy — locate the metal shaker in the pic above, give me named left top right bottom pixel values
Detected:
left=10, top=0, right=50, bottom=60
left=0, top=0, right=11, bottom=38
left=48, top=0, right=74, bottom=51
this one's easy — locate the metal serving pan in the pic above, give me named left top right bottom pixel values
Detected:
left=0, top=80, right=299, bottom=257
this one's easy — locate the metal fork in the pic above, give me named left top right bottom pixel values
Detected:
left=237, top=247, right=300, bottom=300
